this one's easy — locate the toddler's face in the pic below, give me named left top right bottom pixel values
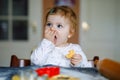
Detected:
left=45, top=15, right=72, bottom=47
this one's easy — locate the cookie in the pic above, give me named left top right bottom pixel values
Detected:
left=66, top=50, right=75, bottom=59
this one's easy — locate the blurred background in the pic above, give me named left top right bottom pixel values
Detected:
left=0, top=0, right=120, bottom=66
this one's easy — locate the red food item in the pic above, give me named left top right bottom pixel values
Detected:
left=35, top=66, right=60, bottom=78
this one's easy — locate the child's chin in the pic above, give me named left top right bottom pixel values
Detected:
left=54, top=44, right=58, bottom=46
left=54, top=43, right=60, bottom=47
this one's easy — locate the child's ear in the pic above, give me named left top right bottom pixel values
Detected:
left=68, top=29, right=75, bottom=38
left=68, top=35, right=71, bottom=38
left=68, top=31, right=74, bottom=38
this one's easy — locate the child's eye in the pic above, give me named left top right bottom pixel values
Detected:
left=46, top=23, right=52, bottom=27
left=57, top=24, right=63, bottom=29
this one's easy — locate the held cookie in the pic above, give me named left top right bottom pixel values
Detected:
left=66, top=50, right=75, bottom=59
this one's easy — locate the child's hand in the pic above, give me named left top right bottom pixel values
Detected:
left=70, top=54, right=82, bottom=66
left=44, top=27, right=56, bottom=44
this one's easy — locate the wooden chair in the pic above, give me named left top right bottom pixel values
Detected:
left=10, top=55, right=31, bottom=67
left=88, top=56, right=99, bottom=67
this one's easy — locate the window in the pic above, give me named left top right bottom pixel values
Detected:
left=0, top=0, right=28, bottom=40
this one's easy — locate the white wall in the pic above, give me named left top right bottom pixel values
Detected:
left=114, top=0, right=120, bottom=61
left=80, top=0, right=120, bottom=61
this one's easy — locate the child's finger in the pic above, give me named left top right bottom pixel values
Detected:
left=72, top=54, right=82, bottom=60
left=71, top=59, right=80, bottom=65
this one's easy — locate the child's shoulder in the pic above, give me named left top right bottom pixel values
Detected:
left=69, top=43, right=81, bottom=49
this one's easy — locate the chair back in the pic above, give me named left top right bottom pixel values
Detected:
left=10, top=55, right=31, bottom=67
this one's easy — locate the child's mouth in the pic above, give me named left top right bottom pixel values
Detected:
left=54, top=35, right=57, bottom=44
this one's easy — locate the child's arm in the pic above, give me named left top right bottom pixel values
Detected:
left=31, top=39, right=55, bottom=66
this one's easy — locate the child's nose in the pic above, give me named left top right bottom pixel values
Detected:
left=50, top=26, right=56, bottom=31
